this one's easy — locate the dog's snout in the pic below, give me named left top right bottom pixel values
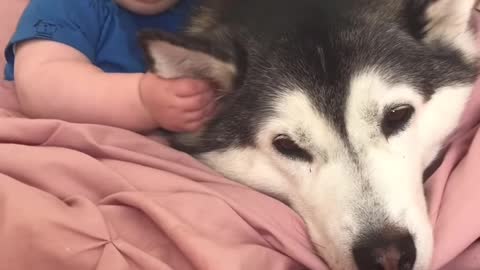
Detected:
left=352, top=230, right=416, bottom=270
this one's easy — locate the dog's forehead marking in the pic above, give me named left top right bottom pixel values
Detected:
left=316, top=46, right=327, bottom=74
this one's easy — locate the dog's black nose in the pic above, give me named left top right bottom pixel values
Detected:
left=352, top=230, right=416, bottom=270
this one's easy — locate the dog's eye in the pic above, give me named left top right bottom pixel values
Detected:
left=382, top=104, right=415, bottom=137
left=273, top=135, right=313, bottom=162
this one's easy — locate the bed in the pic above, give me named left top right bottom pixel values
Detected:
left=0, top=1, right=479, bottom=269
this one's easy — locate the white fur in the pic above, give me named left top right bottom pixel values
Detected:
left=418, top=85, right=473, bottom=167
left=197, top=70, right=473, bottom=270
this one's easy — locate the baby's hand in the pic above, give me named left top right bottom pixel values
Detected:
left=139, top=73, right=217, bottom=132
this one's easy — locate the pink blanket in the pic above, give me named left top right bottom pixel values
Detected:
left=0, top=82, right=325, bottom=270
left=426, top=78, right=480, bottom=269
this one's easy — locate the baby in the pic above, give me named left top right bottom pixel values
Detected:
left=3, top=0, right=216, bottom=132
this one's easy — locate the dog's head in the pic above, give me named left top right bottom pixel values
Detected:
left=140, top=0, right=479, bottom=269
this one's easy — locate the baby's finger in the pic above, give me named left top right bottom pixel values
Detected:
left=182, top=109, right=208, bottom=122
left=181, top=120, right=204, bottom=132
left=173, top=79, right=213, bottom=97
left=182, top=101, right=216, bottom=122
left=203, top=102, right=218, bottom=119
left=180, top=90, right=215, bottom=112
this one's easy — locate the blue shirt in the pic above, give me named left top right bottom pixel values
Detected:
left=3, top=0, right=195, bottom=80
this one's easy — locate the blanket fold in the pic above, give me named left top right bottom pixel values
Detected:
left=0, top=109, right=326, bottom=270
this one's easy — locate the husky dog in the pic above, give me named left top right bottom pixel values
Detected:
left=140, top=0, right=479, bottom=269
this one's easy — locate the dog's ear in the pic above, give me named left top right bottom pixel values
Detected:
left=407, top=0, right=479, bottom=61
left=139, top=31, right=237, bottom=92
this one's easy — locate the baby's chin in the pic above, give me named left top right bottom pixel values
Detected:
left=115, top=0, right=179, bottom=15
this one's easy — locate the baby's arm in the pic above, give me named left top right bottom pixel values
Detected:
left=14, top=40, right=215, bottom=132
left=15, top=39, right=156, bottom=131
